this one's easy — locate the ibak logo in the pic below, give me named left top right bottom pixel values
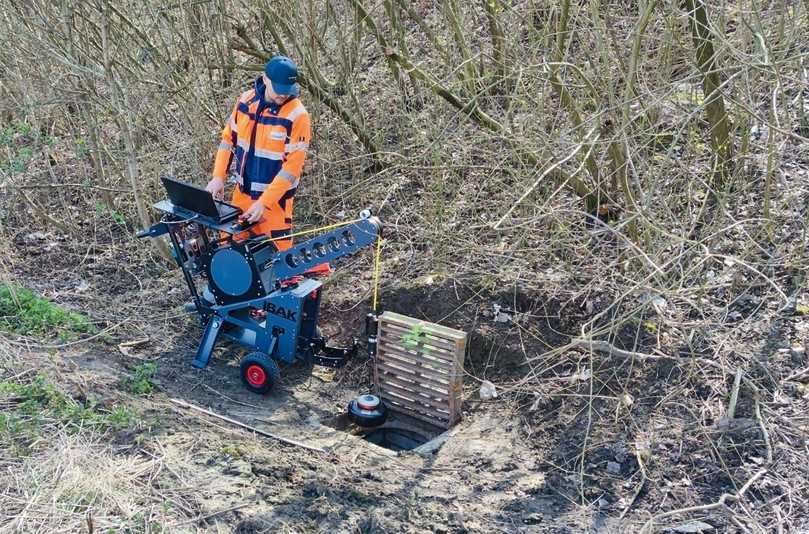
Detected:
left=267, top=303, right=296, bottom=322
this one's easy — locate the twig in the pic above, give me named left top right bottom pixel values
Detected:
left=726, top=368, right=743, bottom=420
left=169, top=398, right=327, bottom=453
left=784, top=367, right=809, bottom=382
left=12, top=183, right=130, bottom=192
left=755, top=399, right=773, bottom=464
left=620, top=445, right=650, bottom=520
left=0, top=319, right=127, bottom=349
left=166, top=501, right=252, bottom=528
left=569, top=338, right=758, bottom=391
left=640, top=469, right=768, bottom=533
left=202, top=384, right=261, bottom=409
left=494, top=127, right=599, bottom=230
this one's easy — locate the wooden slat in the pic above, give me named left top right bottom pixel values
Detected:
left=379, top=322, right=461, bottom=351
left=378, top=341, right=455, bottom=370
left=380, top=321, right=460, bottom=349
left=379, top=376, right=449, bottom=401
left=377, top=335, right=455, bottom=362
left=376, top=362, right=451, bottom=391
left=377, top=346, right=453, bottom=376
left=376, top=357, right=451, bottom=384
left=379, top=384, right=452, bottom=413
left=386, top=404, right=450, bottom=426
left=380, top=389, right=451, bottom=419
left=378, top=376, right=450, bottom=403
left=379, top=389, right=450, bottom=416
left=377, top=332, right=456, bottom=362
left=378, top=345, right=453, bottom=371
left=380, top=312, right=466, bottom=342
left=378, top=344, right=450, bottom=369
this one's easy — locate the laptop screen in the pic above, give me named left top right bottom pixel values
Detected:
left=160, top=177, right=220, bottom=218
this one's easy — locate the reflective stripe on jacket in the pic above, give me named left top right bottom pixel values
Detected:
left=212, top=76, right=310, bottom=231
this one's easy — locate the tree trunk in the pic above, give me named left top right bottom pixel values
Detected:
left=684, top=0, right=733, bottom=190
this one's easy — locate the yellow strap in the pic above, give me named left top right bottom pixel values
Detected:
left=372, top=235, right=383, bottom=312
left=260, top=218, right=361, bottom=244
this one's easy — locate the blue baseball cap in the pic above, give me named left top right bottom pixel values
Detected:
left=264, top=56, right=299, bottom=96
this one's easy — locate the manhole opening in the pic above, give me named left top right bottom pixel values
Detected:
left=363, top=427, right=427, bottom=451
left=325, top=411, right=447, bottom=453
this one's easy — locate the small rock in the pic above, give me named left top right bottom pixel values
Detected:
left=790, top=345, right=806, bottom=359
left=492, top=304, right=512, bottom=323
left=522, top=513, right=542, bottom=525
left=23, top=231, right=47, bottom=243
left=672, top=520, right=714, bottom=533
left=606, top=461, right=621, bottom=474
left=651, top=296, right=667, bottom=311
left=572, top=368, right=592, bottom=382
left=479, top=380, right=498, bottom=400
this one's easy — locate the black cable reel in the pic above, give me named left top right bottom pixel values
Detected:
left=347, top=394, right=388, bottom=428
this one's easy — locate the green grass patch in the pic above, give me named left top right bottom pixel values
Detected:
left=0, top=284, right=93, bottom=340
left=123, top=362, right=158, bottom=395
left=0, top=375, right=142, bottom=455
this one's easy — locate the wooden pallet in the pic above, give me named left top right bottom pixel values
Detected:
left=374, top=311, right=467, bottom=428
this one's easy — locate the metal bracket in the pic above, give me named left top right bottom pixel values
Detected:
left=136, top=222, right=169, bottom=238
left=310, top=338, right=358, bottom=368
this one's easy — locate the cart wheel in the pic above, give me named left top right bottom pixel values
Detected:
left=240, top=352, right=280, bottom=394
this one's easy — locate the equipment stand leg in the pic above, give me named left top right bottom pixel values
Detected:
left=193, top=314, right=224, bottom=369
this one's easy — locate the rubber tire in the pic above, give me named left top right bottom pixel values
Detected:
left=240, top=352, right=280, bottom=394
left=347, top=398, right=388, bottom=428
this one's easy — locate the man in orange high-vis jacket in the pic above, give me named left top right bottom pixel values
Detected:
left=206, top=56, right=310, bottom=251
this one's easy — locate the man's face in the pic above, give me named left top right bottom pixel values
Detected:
left=263, top=74, right=288, bottom=105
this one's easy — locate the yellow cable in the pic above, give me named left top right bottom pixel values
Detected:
left=372, top=235, right=383, bottom=312
left=259, top=218, right=361, bottom=244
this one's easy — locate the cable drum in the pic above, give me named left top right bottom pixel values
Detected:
left=347, top=394, right=388, bottom=428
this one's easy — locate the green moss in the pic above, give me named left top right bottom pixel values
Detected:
left=0, top=284, right=93, bottom=339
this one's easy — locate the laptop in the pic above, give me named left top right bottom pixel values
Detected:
left=160, top=176, right=241, bottom=223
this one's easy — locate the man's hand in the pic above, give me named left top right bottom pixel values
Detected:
left=205, top=177, right=225, bottom=200
left=242, top=201, right=265, bottom=223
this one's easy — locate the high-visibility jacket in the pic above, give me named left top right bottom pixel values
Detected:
left=213, top=76, right=310, bottom=239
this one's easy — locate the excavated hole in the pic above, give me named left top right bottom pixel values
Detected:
left=326, top=411, right=447, bottom=453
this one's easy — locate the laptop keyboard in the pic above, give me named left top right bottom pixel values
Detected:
left=214, top=201, right=240, bottom=220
